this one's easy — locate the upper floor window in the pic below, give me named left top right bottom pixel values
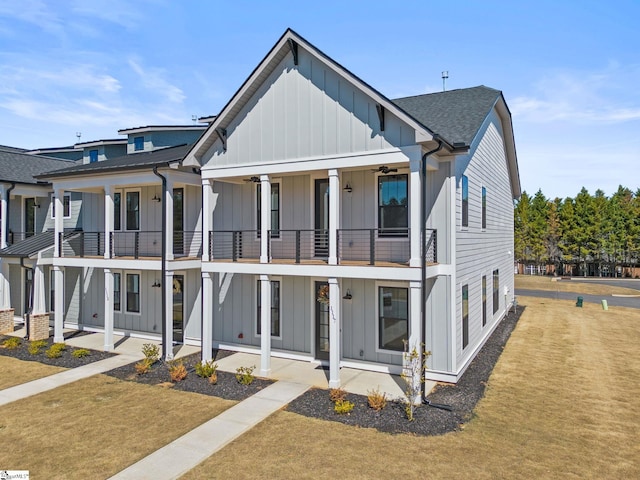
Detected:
left=257, top=183, right=280, bottom=238
left=114, top=192, right=121, bottom=231
left=89, top=149, right=98, bottom=163
left=126, top=191, right=139, bottom=230
left=482, top=186, right=487, bottom=229
left=378, top=174, right=408, bottom=236
left=462, top=175, right=469, bottom=227
left=51, top=194, right=71, bottom=219
left=134, top=136, right=144, bottom=151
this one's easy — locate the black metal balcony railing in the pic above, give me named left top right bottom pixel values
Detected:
left=269, top=229, right=329, bottom=262
left=208, top=230, right=261, bottom=261
left=338, top=229, right=410, bottom=264
left=58, top=231, right=202, bottom=259
left=6, top=231, right=31, bottom=245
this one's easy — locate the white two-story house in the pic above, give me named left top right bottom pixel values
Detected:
left=183, top=29, right=520, bottom=386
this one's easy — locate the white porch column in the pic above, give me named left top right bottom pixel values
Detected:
left=104, top=185, right=114, bottom=259
left=0, top=185, right=7, bottom=249
left=0, top=261, right=10, bottom=308
left=259, top=175, right=270, bottom=263
left=32, top=264, right=47, bottom=314
left=164, top=269, right=174, bottom=360
left=201, top=271, right=213, bottom=362
left=409, top=160, right=422, bottom=267
left=259, top=274, right=271, bottom=376
left=202, top=180, right=213, bottom=262
left=53, top=188, right=64, bottom=258
left=328, top=170, right=340, bottom=265
left=53, top=266, right=64, bottom=343
left=328, top=277, right=341, bottom=388
left=104, top=268, right=114, bottom=351
left=165, top=177, right=174, bottom=261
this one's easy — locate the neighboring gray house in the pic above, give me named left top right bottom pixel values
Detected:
left=184, top=29, right=520, bottom=385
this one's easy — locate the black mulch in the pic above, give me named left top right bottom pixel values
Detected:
left=286, top=305, right=524, bottom=436
left=0, top=333, right=115, bottom=368
left=104, top=351, right=274, bottom=402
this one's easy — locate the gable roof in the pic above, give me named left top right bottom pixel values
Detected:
left=184, top=29, right=442, bottom=166
left=0, top=149, right=75, bottom=185
left=392, top=86, right=502, bottom=147
left=36, top=143, right=192, bottom=179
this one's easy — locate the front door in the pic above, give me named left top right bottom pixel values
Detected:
left=172, top=274, right=184, bottom=343
left=25, top=198, right=36, bottom=238
left=314, top=179, right=329, bottom=257
left=315, top=281, right=330, bottom=360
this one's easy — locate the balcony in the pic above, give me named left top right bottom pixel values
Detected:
left=207, top=228, right=437, bottom=266
left=58, top=231, right=202, bottom=259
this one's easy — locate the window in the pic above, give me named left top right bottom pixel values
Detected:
left=126, top=273, right=140, bottom=313
left=50, top=194, right=71, bottom=219
left=378, top=286, right=408, bottom=351
left=493, top=269, right=499, bottom=314
left=126, top=191, right=139, bottom=230
left=114, top=192, right=121, bottom=231
left=256, top=280, right=280, bottom=337
left=89, top=149, right=98, bottom=163
left=462, top=284, right=469, bottom=349
left=462, top=175, right=469, bottom=227
left=256, top=183, right=280, bottom=237
left=134, top=136, right=144, bottom=151
left=482, top=186, right=487, bottom=229
left=482, top=275, right=487, bottom=327
left=378, top=174, right=408, bottom=236
left=114, top=272, right=121, bottom=312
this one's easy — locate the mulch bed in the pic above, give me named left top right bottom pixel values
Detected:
left=0, top=332, right=115, bottom=368
left=104, top=351, right=274, bottom=402
left=286, top=305, right=524, bottom=436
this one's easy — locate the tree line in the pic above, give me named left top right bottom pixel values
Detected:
left=514, top=186, right=640, bottom=277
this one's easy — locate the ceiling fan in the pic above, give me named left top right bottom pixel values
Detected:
left=243, top=176, right=260, bottom=183
left=371, top=165, right=398, bottom=174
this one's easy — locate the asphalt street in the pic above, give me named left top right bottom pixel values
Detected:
left=515, top=287, right=640, bottom=309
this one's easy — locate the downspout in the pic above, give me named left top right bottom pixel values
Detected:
left=19, top=257, right=33, bottom=340
left=5, top=182, right=16, bottom=246
left=420, top=136, right=443, bottom=403
left=152, top=166, right=168, bottom=360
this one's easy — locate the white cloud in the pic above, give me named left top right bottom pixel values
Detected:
left=128, top=58, right=186, bottom=104
left=0, top=0, right=64, bottom=35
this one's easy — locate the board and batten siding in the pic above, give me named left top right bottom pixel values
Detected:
left=201, top=48, right=415, bottom=168
left=454, top=108, right=515, bottom=371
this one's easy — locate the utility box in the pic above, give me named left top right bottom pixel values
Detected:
left=576, top=296, right=583, bottom=307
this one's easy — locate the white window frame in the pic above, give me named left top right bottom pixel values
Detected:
left=254, top=275, right=282, bottom=339
left=50, top=193, right=71, bottom=219
left=125, top=271, right=141, bottom=315
left=375, top=169, right=410, bottom=240
left=375, top=280, right=409, bottom=355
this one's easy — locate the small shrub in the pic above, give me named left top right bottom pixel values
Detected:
left=141, top=343, right=160, bottom=364
left=28, top=339, right=48, bottom=355
left=367, top=388, right=387, bottom=411
left=235, top=365, right=256, bottom=385
left=208, top=371, right=218, bottom=385
left=168, top=359, right=188, bottom=382
left=2, top=337, right=21, bottom=349
left=329, top=387, right=347, bottom=403
left=71, top=348, right=91, bottom=358
left=134, top=359, right=152, bottom=375
left=195, top=360, right=218, bottom=379
left=45, top=343, right=66, bottom=359
left=334, top=399, right=354, bottom=414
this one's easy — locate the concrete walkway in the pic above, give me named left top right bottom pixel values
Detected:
left=0, top=353, right=138, bottom=407
left=110, top=380, right=310, bottom=480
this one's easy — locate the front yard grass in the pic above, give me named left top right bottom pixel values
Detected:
left=183, top=296, right=640, bottom=479
left=515, top=274, right=640, bottom=295
left=0, top=356, right=66, bottom=389
left=0, top=374, right=235, bottom=479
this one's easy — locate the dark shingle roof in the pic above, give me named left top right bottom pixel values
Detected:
left=0, top=231, right=56, bottom=258
left=392, top=86, right=501, bottom=146
left=37, top=143, right=192, bottom=179
left=0, top=150, right=75, bottom=185
left=0, top=145, right=28, bottom=153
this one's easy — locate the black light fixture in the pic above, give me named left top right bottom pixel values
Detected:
left=343, top=182, right=352, bottom=193
left=152, top=281, right=161, bottom=288
left=152, top=194, right=161, bottom=202
left=343, top=289, right=352, bottom=300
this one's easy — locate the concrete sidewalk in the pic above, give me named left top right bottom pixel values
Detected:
left=110, top=380, right=310, bottom=480
left=0, top=354, right=138, bottom=407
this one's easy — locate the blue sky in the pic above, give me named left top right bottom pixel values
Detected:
left=0, top=0, right=638, bottom=200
